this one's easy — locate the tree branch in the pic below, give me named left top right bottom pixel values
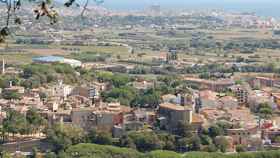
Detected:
left=6, top=0, right=12, bottom=27
left=81, top=0, right=89, bottom=17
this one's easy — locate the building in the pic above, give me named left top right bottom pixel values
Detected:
left=71, top=102, right=131, bottom=132
left=179, top=93, right=196, bottom=107
left=32, top=56, right=82, bottom=67
left=218, top=96, right=238, bottom=109
left=230, top=85, right=249, bottom=105
left=263, top=128, right=280, bottom=142
left=70, top=86, right=95, bottom=98
left=149, top=4, right=161, bottom=16
left=199, top=90, right=219, bottom=108
left=166, top=48, right=178, bottom=63
left=161, top=94, right=177, bottom=103
left=227, top=126, right=259, bottom=145
left=248, top=90, right=274, bottom=112
left=51, top=80, right=74, bottom=99
left=184, top=77, right=234, bottom=92
left=200, top=108, right=226, bottom=125
left=250, top=77, right=276, bottom=89
left=4, top=86, right=25, bottom=94
left=272, top=93, right=280, bottom=109
left=158, top=102, right=192, bottom=132
left=214, top=136, right=235, bottom=152
left=132, top=80, right=154, bottom=90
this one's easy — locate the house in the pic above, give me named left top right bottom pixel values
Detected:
left=41, top=110, right=72, bottom=125
left=4, top=86, right=25, bottom=94
left=200, top=108, right=226, bottom=125
left=66, top=95, right=91, bottom=108
left=51, top=80, right=74, bottom=99
left=225, top=107, right=258, bottom=127
left=215, top=136, right=235, bottom=152
left=199, top=90, right=219, bottom=108
left=272, top=93, right=280, bottom=110
left=158, top=102, right=192, bottom=132
left=132, top=81, right=154, bottom=90
left=19, top=96, right=43, bottom=109
left=227, top=126, right=259, bottom=146
left=161, top=94, right=177, bottom=103
left=248, top=90, right=275, bottom=112
left=71, top=102, right=131, bottom=132
left=70, top=82, right=106, bottom=100
left=124, top=108, right=156, bottom=125
left=251, top=77, right=276, bottom=88
left=179, top=93, right=196, bottom=108
left=263, top=128, right=280, bottom=142
left=229, top=85, right=249, bottom=106
left=184, top=77, right=234, bottom=92
left=218, top=96, right=238, bottom=109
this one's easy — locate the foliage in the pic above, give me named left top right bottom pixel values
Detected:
left=2, top=109, right=27, bottom=136
left=128, top=131, right=162, bottom=152
left=2, top=90, right=22, bottom=100
left=132, top=89, right=160, bottom=108
left=175, top=122, right=193, bottom=137
left=146, top=150, right=181, bottom=158
left=236, top=145, right=247, bottom=153
left=50, top=143, right=280, bottom=158
left=157, top=133, right=176, bottom=151
left=21, top=63, right=77, bottom=88
left=0, top=0, right=94, bottom=42
left=64, top=143, right=143, bottom=158
left=103, top=86, right=137, bottom=106
left=0, top=75, right=20, bottom=88
left=26, top=108, right=47, bottom=134
left=70, top=52, right=111, bottom=62
left=256, top=102, right=273, bottom=119
left=208, top=125, right=223, bottom=138
left=129, top=66, right=151, bottom=74
left=45, top=151, right=57, bottom=158
left=118, top=135, right=137, bottom=149
left=96, top=71, right=131, bottom=88
left=45, top=123, right=85, bottom=152
left=213, top=136, right=229, bottom=153
left=87, top=129, right=113, bottom=145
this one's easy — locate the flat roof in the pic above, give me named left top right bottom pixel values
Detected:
left=32, top=56, right=64, bottom=62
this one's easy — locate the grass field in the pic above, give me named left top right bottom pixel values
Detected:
left=0, top=43, right=129, bottom=64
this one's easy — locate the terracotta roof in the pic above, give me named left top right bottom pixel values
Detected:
left=192, top=114, right=204, bottom=123
left=161, top=94, right=177, bottom=100
left=160, top=102, right=191, bottom=111
left=220, top=96, right=238, bottom=102
left=199, top=90, right=218, bottom=100
left=184, top=77, right=234, bottom=85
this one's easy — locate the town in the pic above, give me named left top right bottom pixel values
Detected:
left=1, top=1, right=280, bottom=158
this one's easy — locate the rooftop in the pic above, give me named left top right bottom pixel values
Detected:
left=199, top=90, right=218, bottom=100
left=184, top=77, right=234, bottom=85
left=32, top=56, right=64, bottom=63
left=159, top=102, right=191, bottom=111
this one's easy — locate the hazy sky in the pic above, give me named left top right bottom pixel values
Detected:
left=101, top=0, right=280, bottom=17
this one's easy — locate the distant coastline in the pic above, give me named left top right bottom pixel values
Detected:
left=102, top=0, right=280, bottom=18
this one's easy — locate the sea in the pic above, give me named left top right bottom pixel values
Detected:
left=101, top=0, right=280, bottom=18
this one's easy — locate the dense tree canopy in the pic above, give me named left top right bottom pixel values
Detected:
left=45, top=123, right=85, bottom=152
left=61, top=143, right=280, bottom=158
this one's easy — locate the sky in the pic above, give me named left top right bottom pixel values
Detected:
left=100, top=0, right=280, bottom=17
